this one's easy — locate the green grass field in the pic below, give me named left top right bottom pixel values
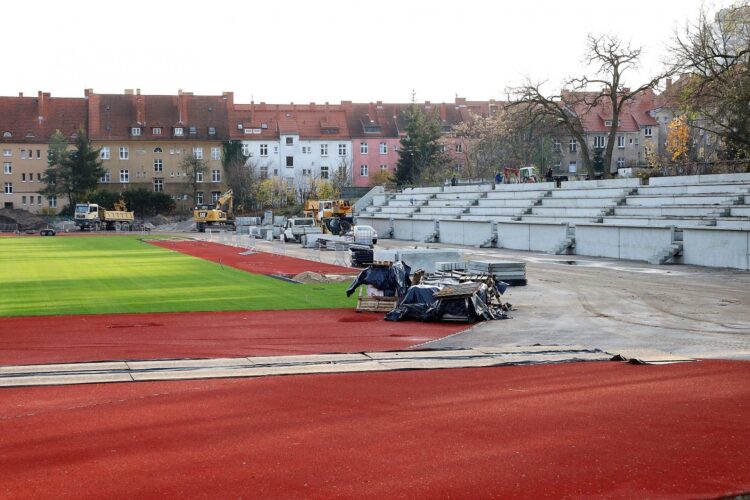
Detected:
left=0, top=236, right=356, bottom=317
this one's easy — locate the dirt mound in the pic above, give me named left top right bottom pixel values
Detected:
left=292, top=271, right=353, bottom=284
left=0, top=209, right=48, bottom=230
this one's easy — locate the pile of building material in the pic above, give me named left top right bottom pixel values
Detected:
left=349, top=245, right=374, bottom=267
left=434, top=260, right=526, bottom=286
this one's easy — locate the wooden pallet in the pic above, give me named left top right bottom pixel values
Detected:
left=356, top=294, right=397, bottom=313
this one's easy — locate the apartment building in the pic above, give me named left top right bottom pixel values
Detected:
left=86, top=89, right=231, bottom=209
left=230, top=101, right=353, bottom=193
left=0, top=92, right=87, bottom=212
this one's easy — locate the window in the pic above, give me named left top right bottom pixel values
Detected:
left=302, top=169, right=312, bottom=176
left=568, top=161, right=577, bottom=173
left=154, top=159, right=163, bottom=172
left=196, top=171, right=204, bottom=183
left=2, top=149, right=10, bottom=157
left=554, top=161, right=561, bottom=170
left=193, top=147, right=203, bottom=160
left=360, top=142, right=368, bottom=154
left=302, top=146, right=311, bottom=154
left=20, top=150, right=27, bottom=159
left=211, top=169, right=220, bottom=182
left=119, top=170, right=129, bottom=183
left=48, top=195, right=57, bottom=208
left=455, top=143, right=463, bottom=153
left=237, top=143, right=248, bottom=157
left=131, top=127, right=141, bottom=136
left=320, top=144, right=328, bottom=156
left=3, top=182, right=11, bottom=194
left=211, top=191, right=221, bottom=203
left=211, top=147, right=220, bottom=161
left=260, top=144, right=268, bottom=156
left=593, top=136, right=605, bottom=148
left=644, top=146, right=651, bottom=156
left=438, top=144, right=446, bottom=153
left=189, top=127, right=197, bottom=135
left=338, top=144, right=347, bottom=156
left=553, top=139, right=561, bottom=152
left=153, top=178, right=164, bottom=192
left=320, top=165, right=329, bottom=179
left=3, top=162, right=10, bottom=174
left=174, top=127, right=184, bottom=136
left=101, top=170, right=111, bottom=183
left=285, top=137, right=294, bottom=145
left=208, top=127, right=216, bottom=136
left=380, top=164, right=387, bottom=171
left=36, top=150, right=41, bottom=159
left=196, top=192, right=204, bottom=205
left=617, top=136, right=625, bottom=148
left=616, top=157, right=625, bottom=168
left=286, top=156, right=294, bottom=167
left=22, top=173, right=26, bottom=182
left=37, top=173, right=41, bottom=181
left=22, top=196, right=27, bottom=205
left=360, top=164, right=369, bottom=177
left=260, top=166, right=269, bottom=179
left=274, top=146, right=278, bottom=154
left=644, top=127, right=653, bottom=137
left=119, top=147, right=129, bottom=160
left=37, top=195, right=41, bottom=205
left=152, top=127, right=162, bottom=135
left=569, top=139, right=578, bottom=153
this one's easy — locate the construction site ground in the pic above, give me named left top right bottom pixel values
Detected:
left=1, top=232, right=749, bottom=497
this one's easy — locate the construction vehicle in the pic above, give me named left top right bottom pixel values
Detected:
left=281, top=217, right=321, bottom=243
left=74, top=200, right=134, bottom=231
left=193, top=189, right=234, bottom=233
left=503, top=166, right=539, bottom=184
left=303, top=199, right=354, bottom=235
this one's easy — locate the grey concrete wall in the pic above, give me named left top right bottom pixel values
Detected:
left=494, top=182, right=555, bottom=192
left=443, top=184, right=493, bottom=193
left=392, top=218, right=437, bottom=242
left=638, top=184, right=750, bottom=195
left=626, top=195, right=740, bottom=206
left=496, top=222, right=569, bottom=253
left=649, top=172, right=750, bottom=186
left=574, top=224, right=675, bottom=261
left=438, top=220, right=495, bottom=246
left=373, top=248, right=464, bottom=273
left=354, top=186, right=385, bottom=213
left=561, top=178, right=641, bottom=189
left=682, top=227, right=750, bottom=270
left=354, top=216, right=393, bottom=238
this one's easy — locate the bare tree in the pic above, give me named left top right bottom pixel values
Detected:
left=670, top=3, right=750, bottom=158
left=511, top=34, right=673, bottom=176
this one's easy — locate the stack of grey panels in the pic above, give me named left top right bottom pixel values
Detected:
left=466, top=260, right=527, bottom=286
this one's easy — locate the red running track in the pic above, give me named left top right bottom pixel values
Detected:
left=0, top=360, right=749, bottom=498
left=0, top=309, right=466, bottom=365
left=149, top=239, right=358, bottom=276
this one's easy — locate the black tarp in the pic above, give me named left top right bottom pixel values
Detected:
left=346, top=261, right=412, bottom=298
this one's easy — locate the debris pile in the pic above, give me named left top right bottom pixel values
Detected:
left=346, top=260, right=512, bottom=323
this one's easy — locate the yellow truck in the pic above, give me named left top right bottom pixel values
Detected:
left=74, top=202, right=134, bottom=231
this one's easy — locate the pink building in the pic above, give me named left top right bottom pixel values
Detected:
left=345, top=102, right=401, bottom=187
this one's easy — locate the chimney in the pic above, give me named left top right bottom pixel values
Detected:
left=88, top=92, right=101, bottom=137
left=37, top=91, right=47, bottom=124
left=455, top=97, right=467, bottom=106
left=666, top=77, right=673, bottom=90
left=18, top=92, right=23, bottom=97
left=177, top=91, right=189, bottom=124
left=124, top=89, right=134, bottom=95
left=135, top=94, right=145, bottom=125
left=84, top=88, right=93, bottom=97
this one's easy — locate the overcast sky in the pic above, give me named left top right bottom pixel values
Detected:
left=3, top=0, right=733, bottom=104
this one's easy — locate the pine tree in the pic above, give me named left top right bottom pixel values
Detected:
left=395, top=104, right=450, bottom=187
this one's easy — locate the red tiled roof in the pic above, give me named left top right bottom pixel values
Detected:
left=88, top=92, right=229, bottom=141
left=0, top=93, right=87, bottom=143
left=568, top=89, right=658, bottom=133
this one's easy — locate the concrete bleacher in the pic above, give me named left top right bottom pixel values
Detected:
left=354, top=173, right=750, bottom=269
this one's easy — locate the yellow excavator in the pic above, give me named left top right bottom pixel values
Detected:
left=193, top=189, right=234, bottom=232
